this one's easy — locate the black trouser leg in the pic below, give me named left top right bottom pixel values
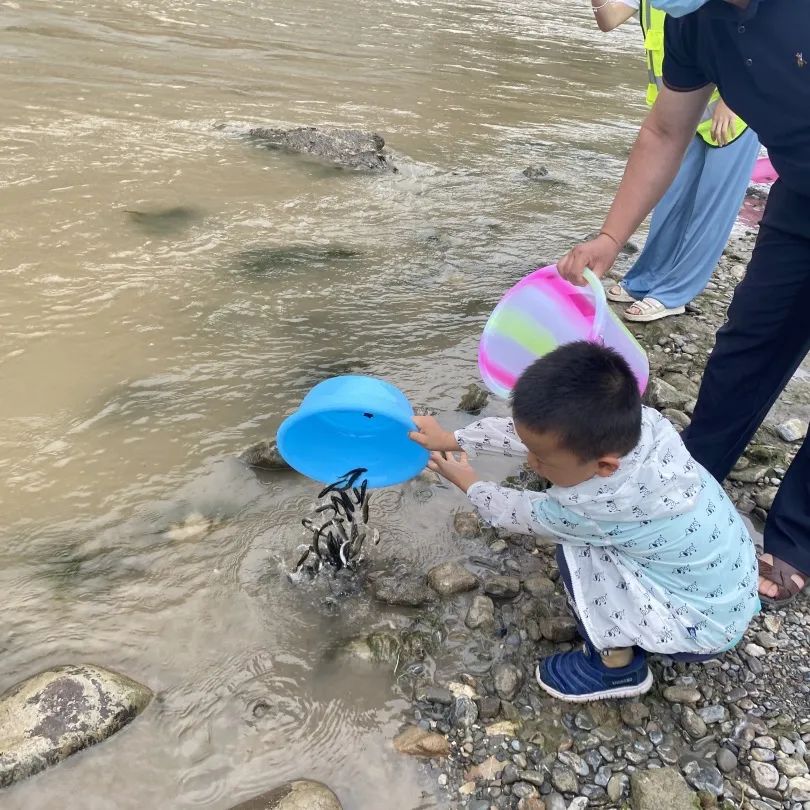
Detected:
left=682, top=182, right=810, bottom=573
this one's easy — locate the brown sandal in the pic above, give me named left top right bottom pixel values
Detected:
left=757, top=556, right=809, bottom=608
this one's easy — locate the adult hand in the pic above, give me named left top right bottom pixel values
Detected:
left=557, top=233, right=621, bottom=287
left=409, top=415, right=460, bottom=452
left=428, top=450, right=481, bottom=492
left=711, top=98, right=737, bottom=147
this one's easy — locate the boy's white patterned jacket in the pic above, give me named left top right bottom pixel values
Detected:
left=456, top=406, right=760, bottom=655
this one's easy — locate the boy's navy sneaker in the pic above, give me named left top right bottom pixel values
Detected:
left=535, top=641, right=653, bottom=702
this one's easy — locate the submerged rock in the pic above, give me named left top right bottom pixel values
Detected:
left=427, top=561, right=479, bottom=595
left=453, top=511, right=482, bottom=537
left=457, top=383, right=489, bottom=415
left=393, top=725, right=450, bottom=757
left=466, top=595, right=496, bottom=631
left=0, top=664, right=152, bottom=788
left=246, top=126, right=397, bottom=172
left=238, top=438, right=292, bottom=471
left=123, top=205, right=201, bottom=234
left=372, top=575, right=435, bottom=607
left=228, top=779, right=342, bottom=810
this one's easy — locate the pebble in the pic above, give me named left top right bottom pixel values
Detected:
left=558, top=751, right=589, bottom=777
left=683, top=760, right=724, bottom=796
left=750, top=761, right=780, bottom=791
left=664, top=686, right=702, bottom=704
left=620, top=701, right=650, bottom=728
left=567, top=798, right=588, bottom=810
left=680, top=706, right=708, bottom=739
left=745, top=643, right=768, bottom=658
left=551, top=765, right=579, bottom=795
left=716, top=748, right=738, bottom=773
left=484, top=576, right=521, bottom=599
left=776, top=418, right=807, bottom=443
left=606, top=772, right=628, bottom=803
left=466, top=595, right=496, bottom=630
left=698, top=704, right=727, bottom=725
left=493, top=663, right=523, bottom=702
left=756, top=631, right=779, bottom=649
left=751, top=747, right=776, bottom=762
left=778, top=758, right=809, bottom=778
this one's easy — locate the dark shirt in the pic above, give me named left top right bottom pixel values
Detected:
left=663, top=0, right=810, bottom=197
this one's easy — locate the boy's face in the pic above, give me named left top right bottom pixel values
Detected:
left=514, top=420, right=621, bottom=488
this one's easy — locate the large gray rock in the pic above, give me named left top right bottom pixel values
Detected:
left=238, top=438, right=292, bottom=471
left=372, top=575, right=434, bottom=607
left=0, top=664, right=152, bottom=787
left=630, top=767, right=700, bottom=810
left=246, top=127, right=397, bottom=172
left=427, top=561, right=479, bottom=595
left=228, top=779, right=342, bottom=810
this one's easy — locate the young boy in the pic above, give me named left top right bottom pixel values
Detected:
left=411, top=341, right=759, bottom=702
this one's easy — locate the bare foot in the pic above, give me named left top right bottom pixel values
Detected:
left=758, top=553, right=807, bottom=598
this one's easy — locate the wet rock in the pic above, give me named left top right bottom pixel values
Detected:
left=454, top=511, right=482, bottom=538
left=680, top=706, right=707, bottom=738
left=682, top=761, right=723, bottom=797
left=524, top=575, right=556, bottom=597
left=457, top=383, right=489, bottom=415
left=245, top=126, right=397, bottom=172
left=697, top=704, right=727, bottom=725
left=416, top=686, right=453, bottom=706
left=629, top=767, right=700, bottom=810
left=516, top=798, right=546, bottom=810
left=467, top=755, right=506, bottom=782
left=776, top=757, right=809, bottom=777
left=663, top=685, right=702, bottom=704
left=451, top=696, right=479, bottom=729
left=607, top=772, right=629, bottom=803
left=661, top=408, right=691, bottom=431
left=550, top=764, right=579, bottom=794
left=538, top=616, right=579, bottom=643
left=493, top=663, right=523, bottom=701
left=775, top=418, right=807, bottom=443
left=238, top=438, right=292, bottom=471
left=522, top=165, right=550, bottom=181
left=476, top=695, right=501, bottom=719
left=393, top=726, right=450, bottom=757
left=466, top=595, right=496, bottom=630
left=427, top=562, right=479, bottom=595
left=788, top=775, right=810, bottom=801
left=372, top=575, right=434, bottom=607
left=123, top=205, right=201, bottom=235
left=228, top=780, right=342, bottom=810
left=716, top=748, right=738, bottom=774
left=620, top=701, right=650, bottom=728
left=337, top=631, right=401, bottom=665
left=484, top=576, right=521, bottom=599
left=728, top=465, right=770, bottom=484
left=749, top=760, right=779, bottom=792
left=754, top=487, right=778, bottom=511
left=0, top=664, right=153, bottom=788
left=644, top=378, right=692, bottom=411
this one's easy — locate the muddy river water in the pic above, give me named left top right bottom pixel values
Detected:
left=0, top=2, right=651, bottom=807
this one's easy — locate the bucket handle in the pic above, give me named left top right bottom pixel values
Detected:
left=583, top=268, right=607, bottom=344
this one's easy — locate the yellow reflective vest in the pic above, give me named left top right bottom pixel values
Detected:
left=640, top=0, right=748, bottom=147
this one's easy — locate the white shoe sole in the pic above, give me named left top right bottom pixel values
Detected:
left=534, top=662, right=654, bottom=703
left=624, top=302, right=686, bottom=322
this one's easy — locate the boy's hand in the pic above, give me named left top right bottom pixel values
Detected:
left=409, top=415, right=461, bottom=452
left=428, top=451, right=481, bottom=493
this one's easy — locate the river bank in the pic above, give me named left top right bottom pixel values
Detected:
left=381, top=224, right=810, bottom=810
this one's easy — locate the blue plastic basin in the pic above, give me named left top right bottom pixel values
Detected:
left=276, top=375, right=429, bottom=488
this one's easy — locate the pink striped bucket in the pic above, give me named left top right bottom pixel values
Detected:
left=478, top=266, right=649, bottom=399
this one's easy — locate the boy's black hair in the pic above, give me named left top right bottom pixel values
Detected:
left=511, top=341, right=642, bottom=460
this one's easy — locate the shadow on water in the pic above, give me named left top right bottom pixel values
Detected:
left=232, top=244, right=363, bottom=278
left=122, top=205, right=204, bottom=235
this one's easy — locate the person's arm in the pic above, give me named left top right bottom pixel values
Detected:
left=591, top=0, right=637, bottom=32
left=557, top=83, right=713, bottom=286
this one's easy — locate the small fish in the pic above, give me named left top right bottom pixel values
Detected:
left=371, top=527, right=381, bottom=545
left=315, top=502, right=337, bottom=514
left=334, top=520, right=350, bottom=544
left=342, top=467, right=368, bottom=489
left=294, top=547, right=311, bottom=570
left=339, top=490, right=355, bottom=515
left=338, top=541, right=350, bottom=567
left=358, top=479, right=367, bottom=506
left=362, top=494, right=370, bottom=524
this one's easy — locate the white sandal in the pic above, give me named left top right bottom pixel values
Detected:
left=606, top=285, right=636, bottom=304
left=624, top=297, right=686, bottom=322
